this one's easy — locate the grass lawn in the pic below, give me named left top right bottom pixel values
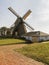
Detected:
left=0, top=38, right=25, bottom=45
left=14, top=41, right=49, bottom=65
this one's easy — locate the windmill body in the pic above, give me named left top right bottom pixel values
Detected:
left=12, top=17, right=27, bottom=37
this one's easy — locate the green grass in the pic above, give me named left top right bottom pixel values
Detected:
left=0, top=38, right=25, bottom=45
left=14, top=42, right=49, bottom=65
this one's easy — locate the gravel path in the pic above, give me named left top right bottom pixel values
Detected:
left=0, top=44, right=46, bottom=65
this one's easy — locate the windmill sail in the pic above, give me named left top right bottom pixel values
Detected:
left=8, top=7, right=20, bottom=18
left=23, top=9, right=32, bottom=20
left=24, top=22, right=34, bottom=30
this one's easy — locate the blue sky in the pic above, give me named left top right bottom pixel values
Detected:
left=0, top=0, right=49, bottom=33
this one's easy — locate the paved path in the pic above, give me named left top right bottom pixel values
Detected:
left=0, top=44, right=46, bottom=65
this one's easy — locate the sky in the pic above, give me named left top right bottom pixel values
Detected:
left=0, top=0, right=49, bottom=34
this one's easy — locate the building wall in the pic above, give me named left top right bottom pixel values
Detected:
left=23, top=35, right=49, bottom=42
left=23, top=36, right=39, bottom=42
left=39, top=36, right=49, bottom=41
left=32, top=36, right=39, bottom=42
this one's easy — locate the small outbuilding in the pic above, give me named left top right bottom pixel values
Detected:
left=22, top=31, right=49, bottom=42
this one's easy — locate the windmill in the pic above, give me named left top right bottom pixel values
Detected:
left=8, top=7, right=34, bottom=37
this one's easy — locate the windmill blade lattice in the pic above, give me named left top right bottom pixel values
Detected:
left=22, top=9, right=32, bottom=20
left=8, top=7, right=20, bottom=18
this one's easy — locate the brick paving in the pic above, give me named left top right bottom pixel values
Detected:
left=0, top=44, right=45, bottom=65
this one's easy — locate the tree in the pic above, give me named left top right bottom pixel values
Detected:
left=6, top=28, right=11, bottom=36
left=0, top=27, right=7, bottom=36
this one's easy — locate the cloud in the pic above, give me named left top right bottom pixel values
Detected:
left=29, top=0, right=49, bottom=33
left=0, top=0, right=49, bottom=33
